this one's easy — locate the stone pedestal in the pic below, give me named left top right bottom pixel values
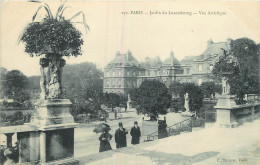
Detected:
left=31, top=99, right=74, bottom=126
left=216, top=95, right=236, bottom=108
left=214, top=95, right=238, bottom=128
left=181, top=111, right=194, bottom=117
left=215, top=108, right=238, bottom=128
left=18, top=99, right=79, bottom=165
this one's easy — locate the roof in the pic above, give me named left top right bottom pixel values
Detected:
left=106, top=51, right=139, bottom=68
left=181, top=41, right=228, bottom=63
left=199, top=42, right=228, bottom=59
left=150, top=56, right=163, bottom=67
left=163, top=51, right=181, bottom=66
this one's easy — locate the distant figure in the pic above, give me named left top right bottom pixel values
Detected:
left=115, top=122, right=128, bottom=148
left=99, top=130, right=112, bottom=152
left=130, top=121, right=141, bottom=144
left=184, top=93, right=190, bottom=112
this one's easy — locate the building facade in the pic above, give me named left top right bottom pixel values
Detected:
left=103, top=39, right=231, bottom=95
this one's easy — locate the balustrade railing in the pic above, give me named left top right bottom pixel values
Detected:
left=145, top=111, right=214, bottom=142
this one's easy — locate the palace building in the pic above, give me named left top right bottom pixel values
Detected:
left=103, top=39, right=231, bottom=95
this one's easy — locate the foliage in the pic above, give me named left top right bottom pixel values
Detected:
left=119, top=94, right=128, bottom=109
left=200, top=81, right=222, bottom=98
left=20, top=20, right=83, bottom=57
left=170, top=98, right=183, bottom=112
left=168, top=81, right=183, bottom=98
left=127, top=88, right=139, bottom=107
left=212, top=38, right=259, bottom=101
left=102, top=93, right=120, bottom=112
left=19, top=3, right=89, bottom=58
left=13, top=90, right=31, bottom=103
left=168, top=82, right=204, bottom=113
left=1, top=70, right=28, bottom=99
left=62, top=62, right=103, bottom=116
left=181, top=83, right=204, bottom=113
left=132, top=80, right=171, bottom=120
left=0, top=111, right=31, bottom=126
left=0, top=102, right=28, bottom=110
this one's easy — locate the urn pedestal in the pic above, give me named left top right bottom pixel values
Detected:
left=18, top=99, right=79, bottom=165
left=214, top=95, right=238, bottom=128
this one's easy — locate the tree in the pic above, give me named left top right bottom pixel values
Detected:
left=13, top=90, right=31, bottom=104
left=62, top=62, right=103, bottom=115
left=19, top=3, right=89, bottom=99
left=133, top=80, right=171, bottom=120
left=0, top=67, right=8, bottom=99
left=168, top=81, right=183, bottom=99
left=1, top=70, right=28, bottom=99
left=102, top=93, right=120, bottom=112
left=119, top=94, right=128, bottom=110
left=200, top=82, right=222, bottom=98
left=212, top=38, right=259, bottom=101
left=180, top=83, right=204, bottom=113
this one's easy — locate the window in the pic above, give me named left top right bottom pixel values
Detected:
left=118, top=79, right=121, bottom=87
left=187, top=69, right=190, bottom=74
left=127, top=71, right=130, bottom=76
left=198, top=65, right=203, bottom=71
left=139, top=71, right=141, bottom=76
left=133, top=72, right=135, bottom=76
left=113, top=71, right=115, bottom=76
left=106, top=80, right=109, bottom=87
left=119, top=70, right=122, bottom=76
left=112, top=80, right=115, bottom=87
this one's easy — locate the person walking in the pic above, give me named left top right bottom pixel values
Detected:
left=130, top=121, right=141, bottom=145
left=115, top=122, right=128, bottom=148
left=99, top=129, right=113, bottom=152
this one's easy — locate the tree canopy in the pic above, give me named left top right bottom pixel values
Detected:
left=62, top=62, right=103, bottom=115
left=102, top=93, right=120, bottom=112
left=212, top=38, right=259, bottom=101
left=1, top=70, right=28, bottom=99
left=132, top=80, right=171, bottom=120
left=168, top=82, right=204, bottom=113
left=200, top=81, right=222, bottom=98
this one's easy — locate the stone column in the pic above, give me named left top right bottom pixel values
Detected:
left=39, top=132, right=46, bottom=163
left=4, top=133, right=14, bottom=147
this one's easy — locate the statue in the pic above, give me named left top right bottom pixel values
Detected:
left=221, top=76, right=230, bottom=95
left=127, top=94, right=132, bottom=110
left=39, top=57, right=66, bottom=100
left=184, top=93, right=190, bottom=112
left=181, top=92, right=193, bottom=117
left=128, top=94, right=131, bottom=102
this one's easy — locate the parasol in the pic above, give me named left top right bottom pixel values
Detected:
left=93, top=123, right=111, bottom=133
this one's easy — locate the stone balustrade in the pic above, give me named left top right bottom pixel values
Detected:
left=215, top=102, right=260, bottom=128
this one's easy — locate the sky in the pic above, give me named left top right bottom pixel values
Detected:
left=0, top=0, right=260, bottom=76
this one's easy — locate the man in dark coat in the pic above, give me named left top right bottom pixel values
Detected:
left=130, top=121, right=141, bottom=144
left=115, top=122, right=128, bottom=148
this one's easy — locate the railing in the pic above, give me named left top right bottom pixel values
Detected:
left=145, top=111, right=213, bottom=142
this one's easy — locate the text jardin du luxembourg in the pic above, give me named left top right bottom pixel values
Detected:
left=122, top=10, right=226, bottom=16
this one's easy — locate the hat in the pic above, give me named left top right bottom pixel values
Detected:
left=119, top=122, right=123, bottom=127
left=134, top=121, right=138, bottom=124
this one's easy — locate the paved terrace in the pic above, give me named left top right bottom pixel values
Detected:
left=77, top=118, right=260, bottom=165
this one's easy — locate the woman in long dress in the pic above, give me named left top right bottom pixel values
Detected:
left=99, top=130, right=113, bottom=152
